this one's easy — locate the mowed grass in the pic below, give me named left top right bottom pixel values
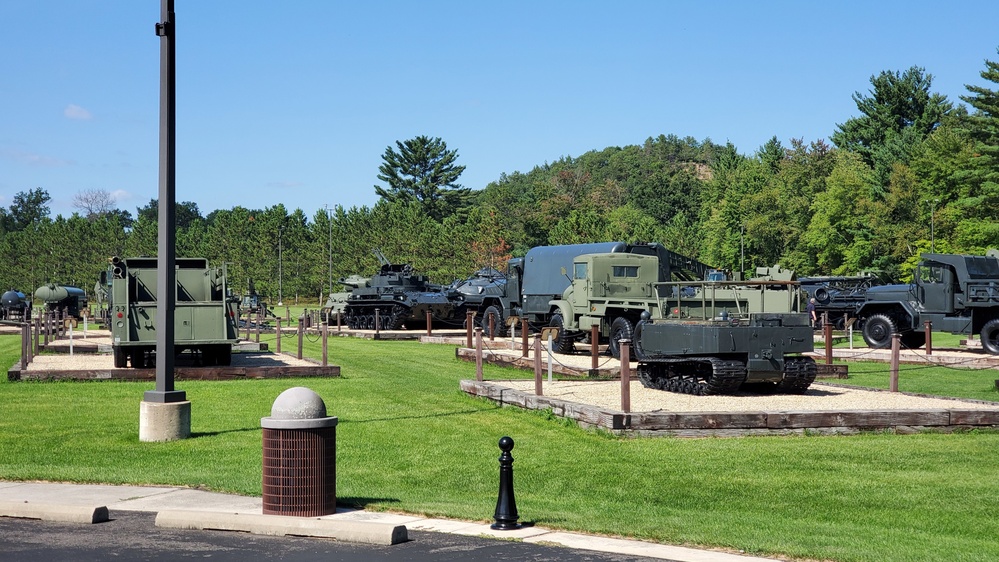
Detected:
left=2, top=334, right=999, bottom=562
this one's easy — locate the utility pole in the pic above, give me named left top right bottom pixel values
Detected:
left=278, top=226, right=284, bottom=306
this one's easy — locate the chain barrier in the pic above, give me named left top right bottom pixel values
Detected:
left=475, top=332, right=618, bottom=377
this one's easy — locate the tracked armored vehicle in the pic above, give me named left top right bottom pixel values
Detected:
left=340, top=251, right=459, bottom=330
left=635, top=311, right=817, bottom=395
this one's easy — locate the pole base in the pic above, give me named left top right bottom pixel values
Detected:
left=139, top=400, right=191, bottom=442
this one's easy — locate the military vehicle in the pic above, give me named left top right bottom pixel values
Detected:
left=105, top=256, right=240, bottom=368
left=856, top=250, right=999, bottom=353
left=455, top=241, right=715, bottom=339
left=0, top=289, right=29, bottom=321
left=448, top=267, right=510, bottom=336
left=322, top=274, right=369, bottom=321
left=635, top=311, right=817, bottom=395
left=547, top=251, right=798, bottom=358
left=338, top=251, right=459, bottom=330
left=34, top=283, right=88, bottom=319
left=799, top=272, right=887, bottom=329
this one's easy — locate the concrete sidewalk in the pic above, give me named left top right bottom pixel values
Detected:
left=0, top=481, right=780, bottom=561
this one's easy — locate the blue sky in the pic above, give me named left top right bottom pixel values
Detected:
left=2, top=1, right=998, bottom=221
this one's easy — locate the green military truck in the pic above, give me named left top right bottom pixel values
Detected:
left=106, top=257, right=240, bottom=368
left=548, top=251, right=799, bottom=358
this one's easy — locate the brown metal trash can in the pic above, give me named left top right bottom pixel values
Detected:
left=261, top=387, right=338, bottom=517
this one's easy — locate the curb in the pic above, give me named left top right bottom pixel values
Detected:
left=0, top=501, right=109, bottom=524
left=154, top=510, right=408, bottom=545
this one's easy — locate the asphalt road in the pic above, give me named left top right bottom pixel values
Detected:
left=0, top=510, right=669, bottom=562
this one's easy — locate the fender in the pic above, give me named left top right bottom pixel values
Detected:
left=856, top=301, right=919, bottom=331
left=547, top=299, right=577, bottom=331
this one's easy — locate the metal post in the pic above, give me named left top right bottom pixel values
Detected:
left=533, top=335, right=542, bottom=396
left=321, top=322, right=328, bottom=367
left=466, top=310, right=474, bottom=349
left=147, top=0, right=183, bottom=404
left=475, top=327, right=483, bottom=382
left=824, top=321, right=833, bottom=365
left=276, top=317, right=282, bottom=354
left=521, top=318, right=529, bottom=358
left=591, top=324, right=599, bottom=371
left=925, top=320, right=933, bottom=356
left=491, top=436, right=520, bottom=531
left=297, top=316, right=304, bottom=360
left=277, top=225, right=283, bottom=306
left=620, top=339, right=631, bottom=414
left=890, top=332, right=900, bottom=392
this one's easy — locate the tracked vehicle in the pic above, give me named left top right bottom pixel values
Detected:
left=340, top=251, right=459, bottom=330
left=635, top=310, right=817, bottom=395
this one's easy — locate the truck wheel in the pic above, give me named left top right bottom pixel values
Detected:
left=483, top=305, right=506, bottom=338
left=862, top=314, right=897, bottom=349
left=981, top=319, right=999, bottom=354
left=548, top=313, right=575, bottom=354
left=113, top=347, right=128, bottom=368
left=608, top=317, right=634, bottom=360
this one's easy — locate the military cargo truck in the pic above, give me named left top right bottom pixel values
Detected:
left=462, top=241, right=715, bottom=338
left=857, top=250, right=999, bottom=352
left=106, top=257, right=239, bottom=368
left=547, top=251, right=799, bottom=358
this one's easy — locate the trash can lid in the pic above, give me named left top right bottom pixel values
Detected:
left=261, top=386, right=338, bottom=429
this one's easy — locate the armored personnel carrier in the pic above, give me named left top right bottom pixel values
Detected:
left=340, top=251, right=459, bottom=330
left=448, top=267, right=510, bottom=336
left=635, top=311, right=817, bottom=395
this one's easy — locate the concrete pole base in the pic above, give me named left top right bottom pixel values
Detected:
left=139, top=400, right=192, bottom=442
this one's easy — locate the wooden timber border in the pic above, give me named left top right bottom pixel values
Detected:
left=460, top=380, right=999, bottom=437
left=8, top=353, right=339, bottom=382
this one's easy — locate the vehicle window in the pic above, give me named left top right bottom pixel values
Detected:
left=612, top=266, right=639, bottom=278
left=574, top=263, right=587, bottom=280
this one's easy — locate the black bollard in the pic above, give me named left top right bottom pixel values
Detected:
left=491, top=436, right=521, bottom=530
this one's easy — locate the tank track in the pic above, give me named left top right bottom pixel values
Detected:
left=637, top=357, right=747, bottom=396
left=345, top=304, right=408, bottom=330
left=775, top=356, right=817, bottom=394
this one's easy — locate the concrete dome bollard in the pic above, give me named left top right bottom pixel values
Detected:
left=261, top=386, right=338, bottom=516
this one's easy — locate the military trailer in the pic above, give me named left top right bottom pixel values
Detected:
left=106, top=257, right=239, bottom=368
left=857, top=250, right=999, bottom=353
left=0, top=289, right=29, bottom=321
left=34, top=283, right=88, bottom=319
left=635, top=312, right=816, bottom=395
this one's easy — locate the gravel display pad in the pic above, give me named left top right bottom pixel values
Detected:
left=461, top=379, right=999, bottom=437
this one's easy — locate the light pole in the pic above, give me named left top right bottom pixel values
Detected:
left=326, top=204, right=332, bottom=297
left=277, top=226, right=284, bottom=306
left=924, top=198, right=940, bottom=253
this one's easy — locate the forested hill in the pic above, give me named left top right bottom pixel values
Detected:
left=2, top=63, right=998, bottom=304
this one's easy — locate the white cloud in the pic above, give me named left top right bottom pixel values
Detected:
left=64, top=104, right=93, bottom=120
left=110, top=189, right=131, bottom=202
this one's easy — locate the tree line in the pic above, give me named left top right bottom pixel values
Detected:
left=2, top=52, right=999, bottom=303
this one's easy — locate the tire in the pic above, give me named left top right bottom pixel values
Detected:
left=113, top=347, right=128, bottom=368
left=814, top=287, right=830, bottom=304
left=482, top=305, right=506, bottom=338
left=216, top=345, right=232, bottom=366
left=548, top=313, right=575, bottom=354
left=632, top=319, right=647, bottom=361
left=130, top=349, right=147, bottom=369
left=862, top=313, right=898, bottom=349
left=608, top=317, right=635, bottom=360
left=981, top=319, right=999, bottom=355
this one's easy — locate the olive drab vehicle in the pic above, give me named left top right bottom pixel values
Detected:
left=856, top=250, right=999, bottom=353
left=338, top=250, right=460, bottom=330
left=544, top=250, right=816, bottom=395
left=34, top=283, right=88, bottom=319
left=105, top=256, right=239, bottom=368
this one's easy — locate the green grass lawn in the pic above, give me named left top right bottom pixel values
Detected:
left=2, top=333, right=999, bottom=562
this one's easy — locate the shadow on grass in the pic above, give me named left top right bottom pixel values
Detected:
left=190, top=427, right=260, bottom=438
left=338, top=496, right=401, bottom=509
left=343, top=404, right=500, bottom=425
